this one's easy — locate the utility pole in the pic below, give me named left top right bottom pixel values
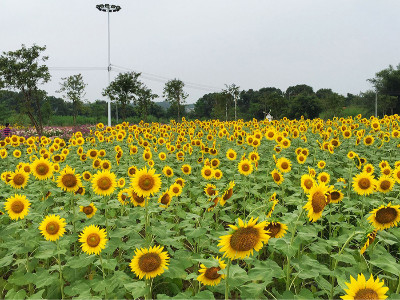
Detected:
left=375, top=90, right=378, bottom=118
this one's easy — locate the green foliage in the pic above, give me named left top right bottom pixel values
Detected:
left=163, top=79, right=188, bottom=121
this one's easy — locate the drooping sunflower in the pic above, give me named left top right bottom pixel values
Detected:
left=197, top=257, right=226, bottom=286
left=4, top=194, right=31, bottom=220
left=79, top=203, right=97, bottom=218
left=131, top=167, right=162, bottom=198
left=79, top=225, right=108, bottom=255
left=265, top=222, right=288, bottom=238
left=276, top=157, right=291, bottom=173
left=158, top=190, right=172, bottom=208
left=9, top=170, right=29, bottom=189
left=181, top=164, right=192, bottom=175
left=352, top=172, right=376, bottom=196
left=38, top=215, right=67, bottom=241
left=375, top=175, right=394, bottom=193
left=220, top=181, right=235, bottom=206
left=129, top=245, right=170, bottom=279
left=393, top=166, right=400, bottom=184
left=31, top=157, right=54, bottom=180
left=303, top=183, right=329, bottom=222
left=117, top=188, right=131, bottom=205
left=360, top=230, right=377, bottom=255
left=271, top=169, right=284, bottom=185
left=91, top=169, right=117, bottom=196
left=201, top=165, right=214, bottom=180
left=368, top=202, right=400, bottom=231
left=130, top=190, right=146, bottom=207
left=341, top=274, right=388, bottom=300
left=301, top=174, right=315, bottom=194
left=57, top=165, right=82, bottom=193
left=218, top=217, right=269, bottom=260
left=327, top=189, right=344, bottom=204
left=238, top=159, right=253, bottom=176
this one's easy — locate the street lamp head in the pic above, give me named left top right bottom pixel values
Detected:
left=96, top=4, right=121, bottom=12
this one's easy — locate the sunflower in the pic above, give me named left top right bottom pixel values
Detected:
left=214, top=169, right=223, bottom=180
left=341, top=274, right=388, bottom=300
left=75, top=186, right=85, bottom=196
left=87, top=149, right=98, bottom=159
left=181, top=164, right=192, bottom=175
left=79, top=225, right=108, bottom=255
left=175, top=177, right=185, bottom=187
left=363, top=135, right=375, bottom=146
left=13, top=149, right=21, bottom=158
left=368, top=202, right=400, bottom=231
left=169, top=183, right=183, bottom=197
left=317, top=160, right=326, bottom=169
left=131, top=167, right=162, bottom=198
left=9, top=170, right=29, bottom=189
left=226, top=149, right=237, bottom=161
left=393, top=166, right=400, bottom=184
left=303, top=183, right=329, bottom=222
left=276, top=157, right=291, bottom=173
left=360, top=230, right=377, bottom=255
left=265, top=222, right=288, bottom=238
left=327, top=189, right=344, bottom=204
left=220, top=181, right=235, bottom=206
left=4, top=194, right=31, bottom=220
left=218, top=217, right=269, bottom=260
left=91, top=170, right=117, bottom=196
left=38, top=215, right=67, bottom=241
left=158, top=152, right=167, bottom=161
left=204, top=184, right=218, bottom=197
left=363, top=164, right=374, bottom=174
left=57, top=165, right=82, bottom=193
left=201, top=165, right=214, bottom=180
left=127, top=166, right=137, bottom=177
left=101, top=159, right=112, bottom=170
left=162, top=166, right=174, bottom=178
left=375, top=175, right=394, bottom=193
left=197, top=257, right=226, bottom=286
left=158, top=190, right=172, bottom=208
left=31, top=157, right=54, bottom=180
left=238, top=159, right=253, bottom=176
left=271, top=169, right=284, bottom=185
left=317, top=172, right=330, bottom=184
left=79, top=203, right=97, bottom=218
left=301, top=174, right=315, bottom=194
left=352, top=172, right=376, bottom=196
left=296, top=154, right=307, bottom=164
left=117, top=188, right=131, bottom=205
left=129, top=245, right=170, bottom=279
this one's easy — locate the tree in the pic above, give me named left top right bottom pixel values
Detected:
left=193, top=93, right=219, bottom=119
left=102, top=72, right=143, bottom=121
left=57, top=74, right=87, bottom=126
left=163, top=79, right=188, bottom=121
left=137, top=86, right=158, bottom=122
left=286, top=84, right=314, bottom=98
left=223, top=84, right=240, bottom=120
left=316, top=88, right=346, bottom=118
left=287, top=94, right=322, bottom=119
left=0, top=44, right=51, bottom=135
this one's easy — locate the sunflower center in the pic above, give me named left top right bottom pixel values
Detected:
left=138, top=175, right=155, bottom=191
left=90, top=150, right=97, bottom=157
left=375, top=207, right=397, bottom=224
left=161, top=193, right=170, bottom=205
left=37, top=163, right=49, bottom=175
left=273, top=172, right=281, bottom=182
left=46, top=221, right=60, bottom=235
left=62, top=174, right=77, bottom=188
left=358, top=178, right=371, bottom=190
left=229, top=153, right=234, bottom=158
left=103, top=162, right=109, bottom=169
left=365, top=137, right=372, bottom=144
left=223, top=188, right=233, bottom=200
left=133, top=194, right=145, bottom=203
left=145, top=153, right=150, bottom=159
left=380, top=180, right=391, bottom=191
left=129, top=168, right=136, bottom=175
left=83, top=206, right=94, bottom=215
left=84, top=173, right=91, bottom=180
left=87, top=233, right=101, bottom=247
left=98, top=177, right=112, bottom=190
left=311, top=191, right=326, bottom=213
left=354, top=288, right=379, bottom=300
left=172, top=186, right=180, bottom=194
left=304, top=179, right=313, bottom=189
left=242, top=164, right=250, bottom=172
left=23, top=166, right=30, bottom=173
left=166, top=170, right=172, bottom=175
left=281, top=162, right=289, bottom=169
left=265, top=223, right=281, bottom=238
left=320, top=175, right=328, bottom=182
left=183, top=166, right=189, bottom=172
left=11, top=200, right=24, bottom=213
left=330, top=191, right=340, bottom=201
left=204, top=266, right=221, bottom=280
left=13, top=174, right=25, bottom=185
left=229, top=227, right=259, bottom=252
left=76, top=187, right=84, bottom=195
left=204, top=169, right=212, bottom=177
left=206, top=187, right=216, bottom=196
left=138, top=253, right=161, bottom=273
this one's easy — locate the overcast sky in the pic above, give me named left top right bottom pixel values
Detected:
left=2, top=0, right=400, bottom=104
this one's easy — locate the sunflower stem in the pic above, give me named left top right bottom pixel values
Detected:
left=57, top=240, right=64, bottom=299
left=145, top=279, right=152, bottom=300
left=99, top=253, right=108, bottom=299
left=145, top=197, right=151, bottom=246
left=225, top=259, right=231, bottom=300
left=396, top=276, right=400, bottom=294
left=70, top=195, right=77, bottom=256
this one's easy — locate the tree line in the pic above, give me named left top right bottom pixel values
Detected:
left=1, top=44, right=400, bottom=135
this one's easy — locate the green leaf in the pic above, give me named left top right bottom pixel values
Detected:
left=124, top=281, right=147, bottom=298
left=66, top=255, right=96, bottom=269
left=0, top=255, right=13, bottom=267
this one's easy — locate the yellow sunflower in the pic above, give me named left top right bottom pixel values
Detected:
left=197, top=257, right=226, bottom=286
left=317, top=172, right=330, bottom=184
left=79, top=203, right=97, bottom=218
left=9, top=170, right=29, bottom=189
left=303, top=183, right=329, bottom=222
left=181, top=164, right=192, bottom=175
left=82, top=171, right=92, bottom=181
left=204, top=184, right=218, bottom=197
left=271, top=169, right=284, bottom=185
left=327, top=189, right=344, bottom=204
left=117, top=188, right=131, bottom=205
left=352, top=172, right=376, bottom=196
left=4, top=194, right=31, bottom=220
left=368, top=202, right=400, bottom=231
left=220, top=181, right=235, bottom=206
left=301, top=174, right=315, bottom=194
left=131, top=167, right=162, bottom=198
left=360, top=230, right=377, bottom=255
left=91, top=170, right=117, bottom=196
left=375, top=175, right=394, bottom=193
left=169, top=183, right=183, bottom=197
left=31, top=157, right=54, bottom=180
left=57, top=165, right=82, bottom=193
left=162, top=166, right=174, bottom=178
left=214, top=169, right=223, bottom=180
left=158, top=190, right=172, bottom=208
left=363, top=164, right=375, bottom=174
left=201, top=165, right=214, bottom=180
left=129, top=245, right=170, bottom=279
left=238, top=159, right=253, bottom=176
left=226, top=149, right=237, bottom=161
left=341, top=274, right=388, bottom=300
left=130, top=191, right=146, bottom=207
left=38, top=215, right=67, bottom=241
left=127, top=166, right=137, bottom=177
left=317, top=160, right=326, bottom=169
left=218, top=217, right=269, bottom=260
left=265, top=222, right=288, bottom=238
left=79, top=225, right=108, bottom=255
left=276, top=157, right=291, bottom=173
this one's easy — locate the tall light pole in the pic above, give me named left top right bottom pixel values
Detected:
left=96, top=4, right=121, bottom=127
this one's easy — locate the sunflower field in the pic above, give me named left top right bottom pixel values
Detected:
left=1, top=115, right=400, bottom=299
